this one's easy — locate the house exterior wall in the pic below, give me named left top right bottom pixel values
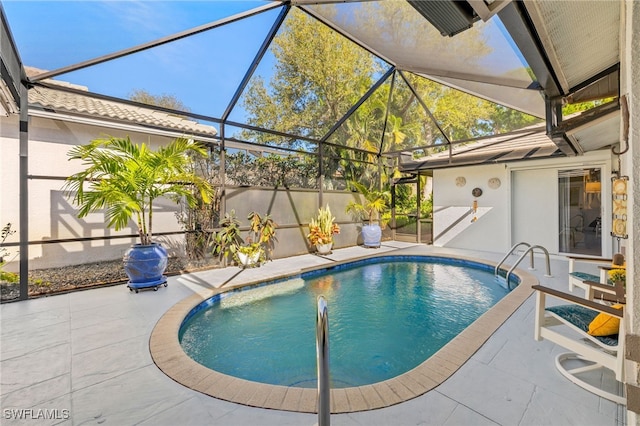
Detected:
left=622, top=0, right=640, bottom=419
left=432, top=150, right=615, bottom=257
left=0, top=115, right=188, bottom=270
left=0, top=112, right=368, bottom=271
left=433, top=164, right=509, bottom=253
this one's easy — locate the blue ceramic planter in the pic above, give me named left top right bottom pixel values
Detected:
left=123, top=243, right=168, bottom=292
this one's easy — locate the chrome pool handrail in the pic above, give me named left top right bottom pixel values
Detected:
left=316, top=296, right=330, bottom=426
left=505, top=244, right=553, bottom=288
left=495, top=241, right=532, bottom=276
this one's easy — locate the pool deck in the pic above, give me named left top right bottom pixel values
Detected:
left=0, top=242, right=627, bottom=425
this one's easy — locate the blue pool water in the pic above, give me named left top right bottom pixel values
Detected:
left=179, top=256, right=513, bottom=388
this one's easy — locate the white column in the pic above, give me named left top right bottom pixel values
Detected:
left=623, top=0, right=640, bottom=422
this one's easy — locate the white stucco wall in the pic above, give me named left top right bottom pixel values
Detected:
left=433, top=164, right=509, bottom=253
left=433, top=150, right=617, bottom=257
left=0, top=115, right=186, bottom=270
left=622, top=0, right=639, bottom=420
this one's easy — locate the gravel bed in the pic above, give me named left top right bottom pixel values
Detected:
left=0, top=256, right=220, bottom=302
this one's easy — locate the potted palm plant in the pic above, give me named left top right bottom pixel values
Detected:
left=64, top=136, right=214, bottom=292
left=345, top=181, right=390, bottom=248
left=307, top=205, right=340, bottom=254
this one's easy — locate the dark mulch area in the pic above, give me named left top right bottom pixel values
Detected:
left=0, top=256, right=220, bottom=302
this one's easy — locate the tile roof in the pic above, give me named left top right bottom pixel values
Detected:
left=26, top=67, right=217, bottom=137
left=399, top=124, right=563, bottom=171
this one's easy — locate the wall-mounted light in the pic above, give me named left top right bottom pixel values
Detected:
left=585, top=181, right=601, bottom=193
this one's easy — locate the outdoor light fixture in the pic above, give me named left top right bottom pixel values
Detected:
left=407, top=0, right=511, bottom=37
left=585, top=181, right=601, bottom=193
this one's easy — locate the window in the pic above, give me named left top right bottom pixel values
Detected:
left=558, top=168, right=602, bottom=256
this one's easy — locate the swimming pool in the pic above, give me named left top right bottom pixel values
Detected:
left=179, top=256, right=516, bottom=389
left=150, top=252, right=536, bottom=413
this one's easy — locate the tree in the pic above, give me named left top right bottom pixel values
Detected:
left=562, top=97, right=616, bottom=116
left=64, top=136, right=214, bottom=245
left=128, top=89, right=191, bottom=113
left=238, top=3, right=540, bottom=189
left=241, top=8, right=378, bottom=143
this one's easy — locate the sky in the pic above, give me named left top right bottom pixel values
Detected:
left=2, top=1, right=277, bottom=120
left=2, top=1, right=544, bottom=123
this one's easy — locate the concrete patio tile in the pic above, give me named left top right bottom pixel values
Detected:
left=69, top=317, right=148, bottom=355
left=71, top=335, right=151, bottom=391
left=68, top=299, right=146, bottom=330
left=0, top=246, right=627, bottom=425
left=0, top=343, right=70, bottom=396
left=521, top=385, right=619, bottom=426
left=437, top=358, right=536, bottom=425
left=0, top=374, right=70, bottom=414
left=70, top=365, right=193, bottom=425
left=1, top=305, right=69, bottom=333
left=1, top=321, right=70, bottom=361
left=0, top=294, right=70, bottom=320
left=136, top=395, right=217, bottom=425
left=444, top=403, right=500, bottom=425
left=209, top=404, right=315, bottom=426
left=334, top=389, right=458, bottom=426
left=3, top=393, right=74, bottom=426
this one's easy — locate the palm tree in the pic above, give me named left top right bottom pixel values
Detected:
left=64, top=136, right=214, bottom=245
left=345, top=180, right=390, bottom=226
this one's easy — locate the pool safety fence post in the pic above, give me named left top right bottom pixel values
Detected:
left=316, top=296, right=330, bottom=426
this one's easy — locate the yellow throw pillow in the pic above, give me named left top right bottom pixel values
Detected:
left=588, top=304, right=624, bottom=336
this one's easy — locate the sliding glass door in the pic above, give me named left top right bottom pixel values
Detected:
left=558, top=168, right=602, bottom=256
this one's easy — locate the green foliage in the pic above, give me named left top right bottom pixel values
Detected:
left=242, top=8, right=379, bottom=143
left=0, top=223, right=18, bottom=282
left=64, top=136, right=214, bottom=245
left=212, top=210, right=277, bottom=267
left=212, top=210, right=243, bottom=263
left=0, top=269, right=19, bottom=283
left=128, top=89, right=191, bottom=113
left=225, top=151, right=318, bottom=188
left=396, top=187, right=433, bottom=219
left=175, top=149, right=221, bottom=260
left=307, top=205, right=340, bottom=245
left=0, top=223, right=16, bottom=263
left=562, top=97, right=616, bottom=117
left=237, top=4, right=540, bottom=189
left=345, top=181, right=390, bottom=226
